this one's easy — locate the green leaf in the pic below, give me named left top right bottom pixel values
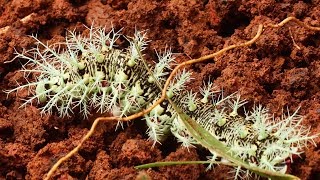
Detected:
left=135, top=40, right=299, bottom=180
left=135, top=161, right=214, bottom=169
left=169, top=100, right=300, bottom=180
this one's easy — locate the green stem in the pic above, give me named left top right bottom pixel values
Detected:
left=135, top=160, right=235, bottom=169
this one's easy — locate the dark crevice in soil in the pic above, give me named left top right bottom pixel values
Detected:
left=29, top=20, right=72, bottom=40
left=302, top=0, right=313, bottom=4
left=217, top=12, right=251, bottom=37
left=202, top=0, right=209, bottom=7
left=159, top=135, right=180, bottom=157
left=295, top=60, right=310, bottom=68
left=309, top=171, right=320, bottom=180
left=263, top=82, right=280, bottom=95
left=161, top=18, right=178, bottom=30
left=44, top=127, right=68, bottom=143
left=69, top=0, right=88, bottom=7
left=1, top=99, right=14, bottom=109
left=302, top=33, right=320, bottom=47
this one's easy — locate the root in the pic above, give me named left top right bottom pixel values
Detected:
left=44, top=17, right=320, bottom=179
left=0, top=13, right=37, bottom=35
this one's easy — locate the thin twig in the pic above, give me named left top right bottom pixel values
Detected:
left=266, top=16, right=320, bottom=31
left=44, top=16, right=320, bottom=179
left=44, top=24, right=263, bottom=180
left=0, top=13, right=37, bottom=35
left=289, top=27, right=301, bottom=50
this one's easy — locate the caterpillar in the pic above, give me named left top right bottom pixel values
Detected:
left=5, top=25, right=317, bottom=178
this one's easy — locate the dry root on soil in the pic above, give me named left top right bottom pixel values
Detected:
left=35, top=17, right=320, bottom=180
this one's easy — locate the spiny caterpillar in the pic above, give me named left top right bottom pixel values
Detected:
left=5, top=25, right=317, bottom=178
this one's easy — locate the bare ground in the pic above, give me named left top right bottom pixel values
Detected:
left=0, top=0, right=319, bottom=179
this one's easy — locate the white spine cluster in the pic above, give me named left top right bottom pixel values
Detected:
left=169, top=85, right=317, bottom=176
left=5, top=26, right=163, bottom=119
left=5, top=25, right=317, bottom=178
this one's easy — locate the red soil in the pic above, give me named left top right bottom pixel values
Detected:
left=0, top=0, right=319, bottom=179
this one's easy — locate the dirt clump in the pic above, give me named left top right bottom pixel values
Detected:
left=0, top=0, right=319, bottom=179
